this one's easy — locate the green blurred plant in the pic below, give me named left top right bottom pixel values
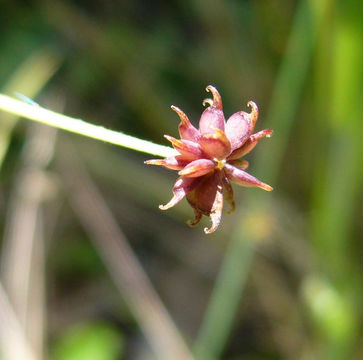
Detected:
left=51, top=322, right=123, bottom=360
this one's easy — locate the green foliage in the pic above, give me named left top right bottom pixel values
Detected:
left=51, top=322, right=123, bottom=360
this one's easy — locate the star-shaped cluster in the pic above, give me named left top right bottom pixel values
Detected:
left=146, top=85, right=273, bottom=233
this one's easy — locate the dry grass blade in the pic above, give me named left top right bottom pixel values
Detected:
left=56, top=138, right=194, bottom=360
left=1, top=124, right=57, bottom=359
left=0, top=282, right=37, bottom=360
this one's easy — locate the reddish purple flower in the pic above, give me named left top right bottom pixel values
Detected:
left=146, top=85, right=273, bottom=234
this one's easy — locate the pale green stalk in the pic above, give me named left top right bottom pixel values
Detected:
left=308, top=1, right=361, bottom=358
left=0, top=94, right=177, bottom=158
left=194, top=1, right=325, bottom=359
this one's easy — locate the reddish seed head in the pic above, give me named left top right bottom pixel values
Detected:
left=145, top=86, right=273, bottom=234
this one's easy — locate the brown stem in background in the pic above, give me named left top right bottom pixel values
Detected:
left=56, top=138, right=194, bottom=360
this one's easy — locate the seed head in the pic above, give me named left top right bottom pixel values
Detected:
left=145, top=86, right=273, bottom=234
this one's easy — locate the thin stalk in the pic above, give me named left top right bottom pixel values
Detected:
left=194, top=224, right=254, bottom=360
left=1, top=124, right=56, bottom=360
left=0, top=282, right=37, bottom=360
left=308, top=0, right=361, bottom=357
left=57, top=139, right=193, bottom=360
left=194, top=1, right=324, bottom=359
left=0, top=94, right=177, bottom=158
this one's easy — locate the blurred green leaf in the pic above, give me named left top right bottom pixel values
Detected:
left=51, top=322, right=124, bottom=360
left=302, top=276, right=357, bottom=360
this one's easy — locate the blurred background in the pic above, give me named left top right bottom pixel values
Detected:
left=0, top=0, right=361, bottom=359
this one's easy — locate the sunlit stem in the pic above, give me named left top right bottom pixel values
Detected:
left=0, top=94, right=177, bottom=158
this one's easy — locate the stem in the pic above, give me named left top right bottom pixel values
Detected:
left=0, top=282, right=37, bottom=360
left=0, top=94, right=176, bottom=158
left=57, top=140, right=194, bottom=360
left=193, top=231, right=254, bottom=360
left=194, top=0, right=323, bottom=358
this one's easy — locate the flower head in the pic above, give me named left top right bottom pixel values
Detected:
left=146, top=85, right=273, bottom=234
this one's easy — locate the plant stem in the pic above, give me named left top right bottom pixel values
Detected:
left=194, top=0, right=324, bottom=358
left=0, top=94, right=176, bottom=158
left=57, top=140, right=194, bottom=360
left=0, top=282, right=37, bottom=360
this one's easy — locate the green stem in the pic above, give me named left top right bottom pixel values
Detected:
left=194, top=229, right=254, bottom=360
left=0, top=94, right=176, bottom=158
left=194, top=0, right=324, bottom=358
